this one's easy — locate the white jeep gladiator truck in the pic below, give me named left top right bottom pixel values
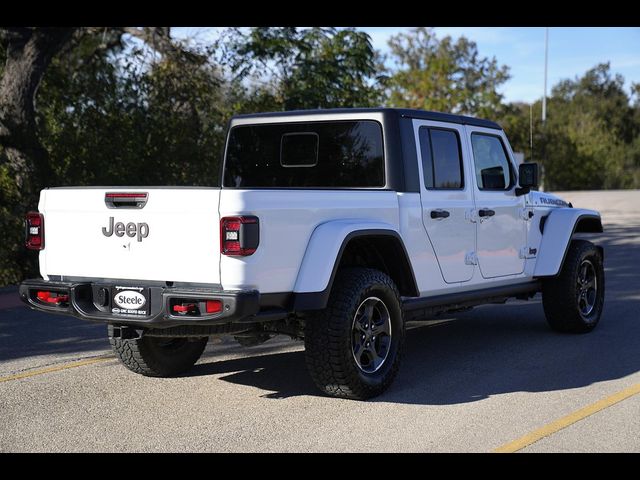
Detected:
left=20, top=108, right=605, bottom=400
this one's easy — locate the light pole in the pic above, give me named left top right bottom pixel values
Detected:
left=542, top=27, right=548, bottom=124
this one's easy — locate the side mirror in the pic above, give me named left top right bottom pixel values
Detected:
left=516, top=162, right=539, bottom=196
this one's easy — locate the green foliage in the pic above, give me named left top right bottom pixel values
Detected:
left=385, top=27, right=511, bottom=118
left=0, top=162, right=35, bottom=285
left=0, top=40, right=34, bottom=284
left=499, top=63, right=640, bottom=190
left=37, top=35, right=226, bottom=188
left=223, top=27, right=384, bottom=110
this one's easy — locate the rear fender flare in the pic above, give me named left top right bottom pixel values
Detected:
left=292, top=220, right=418, bottom=310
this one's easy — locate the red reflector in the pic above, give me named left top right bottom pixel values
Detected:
left=25, top=212, right=45, bottom=250
left=206, top=300, right=222, bottom=314
left=173, top=303, right=196, bottom=313
left=37, top=291, right=50, bottom=301
left=37, top=291, right=68, bottom=304
left=47, top=295, right=69, bottom=304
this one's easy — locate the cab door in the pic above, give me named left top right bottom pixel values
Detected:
left=465, top=126, right=527, bottom=278
left=414, top=120, right=476, bottom=284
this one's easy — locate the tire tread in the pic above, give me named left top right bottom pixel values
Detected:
left=304, top=268, right=404, bottom=400
left=542, top=239, right=604, bottom=333
left=108, top=325, right=207, bottom=377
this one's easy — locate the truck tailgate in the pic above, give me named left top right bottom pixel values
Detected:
left=39, top=188, right=221, bottom=284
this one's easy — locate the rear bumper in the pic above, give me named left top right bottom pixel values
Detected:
left=19, top=278, right=263, bottom=328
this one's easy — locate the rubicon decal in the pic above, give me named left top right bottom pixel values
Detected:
left=102, top=217, right=149, bottom=242
left=539, top=197, right=569, bottom=207
left=113, top=290, right=146, bottom=309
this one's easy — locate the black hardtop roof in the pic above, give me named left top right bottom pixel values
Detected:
left=231, top=107, right=502, bottom=130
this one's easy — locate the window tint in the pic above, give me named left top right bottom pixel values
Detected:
left=224, top=121, right=384, bottom=188
left=471, top=134, right=514, bottom=190
left=419, top=127, right=463, bottom=189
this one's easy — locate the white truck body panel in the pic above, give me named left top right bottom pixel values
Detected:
left=38, top=188, right=221, bottom=284
left=218, top=189, right=399, bottom=293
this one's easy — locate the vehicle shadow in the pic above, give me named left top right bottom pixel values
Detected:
left=0, top=307, right=110, bottom=361
left=186, top=221, right=640, bottom=404
left=185, top=295, right=640, bottom=404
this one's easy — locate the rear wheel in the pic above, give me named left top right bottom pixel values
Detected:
left=108, top=325, right=208, bottom=377
left=304, top=268, right=405, bottom=400
left=542, top=240, right=605, bottom=333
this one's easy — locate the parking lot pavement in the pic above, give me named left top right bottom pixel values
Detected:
left=1, top=191, right=639, bottom=452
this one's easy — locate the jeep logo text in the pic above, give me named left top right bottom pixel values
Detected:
left=102, top=217, right=149, bottom=242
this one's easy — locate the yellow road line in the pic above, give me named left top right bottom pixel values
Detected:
left=0, top=356, right=112, bottom=383
left=494, top=382, right=640, bottom=453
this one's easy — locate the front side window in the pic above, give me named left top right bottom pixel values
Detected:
left=471, top=133, right=514, bottom=191
left=223, top=121, right=384, bottom=188
left=419, top=127, right=464, bottom=190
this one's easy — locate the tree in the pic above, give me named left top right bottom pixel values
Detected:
left=499, top=63, right=640, bottom=190
left=0, top=28, right=76, bottom=197
left=551, top=63, right=636, bottom=144
left=222, top=27, right=384, bottom=110
left=385, top=27, right=510, bottom=118
left=0, top=27, right=208, bottom=194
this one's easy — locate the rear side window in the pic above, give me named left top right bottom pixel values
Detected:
left=419, top=127, right=464, bottom=189
left=471, top=133, right=514, bottom=190
left=224, top=121, right=384, bottom=188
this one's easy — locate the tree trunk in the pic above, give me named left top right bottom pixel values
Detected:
left=0, top=27, right=76, bottom=199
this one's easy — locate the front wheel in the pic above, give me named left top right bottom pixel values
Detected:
left=304, top=268, right=405, bottom=400
left=108, top=325, right=208, bottom=377
left=542, top=240, right=605, bottom=333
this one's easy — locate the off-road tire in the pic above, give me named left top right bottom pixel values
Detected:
left=108, top=325, right=208, bottom=377
left=304, top=268, right=405, bottom=400
left=542, top=240, right=604, bottom=333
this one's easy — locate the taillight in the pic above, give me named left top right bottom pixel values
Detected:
left=220, top=216, right=259, bottom=256
left=25, top=212, right=45, bottom=250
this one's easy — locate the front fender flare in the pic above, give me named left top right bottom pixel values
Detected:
left=534, top=208, right=603, bottom=277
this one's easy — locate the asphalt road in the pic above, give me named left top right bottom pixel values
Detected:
left=1, top=190, right=639, bottom=452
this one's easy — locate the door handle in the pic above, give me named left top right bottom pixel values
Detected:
left=430, top=210, right=450, bottom=219
left=478, top=209, right=496, bottom=217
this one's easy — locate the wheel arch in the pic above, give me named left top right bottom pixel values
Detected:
left=292, top=222, right=418, bottom=311
left=534, top=208, right=603, bottom=277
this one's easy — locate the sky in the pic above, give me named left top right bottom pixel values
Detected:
left=172, top=27, right=640, bottom=104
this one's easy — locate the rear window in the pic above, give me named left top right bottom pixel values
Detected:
left=223, top=121, right=385, bottom=188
